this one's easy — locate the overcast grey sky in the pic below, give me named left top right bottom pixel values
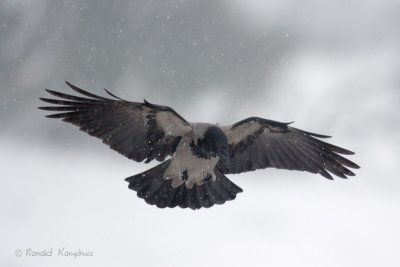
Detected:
left=1, top=1, right=400, bottom=266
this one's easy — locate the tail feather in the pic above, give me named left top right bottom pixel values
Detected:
left=125, top=160, right=243, bottom=209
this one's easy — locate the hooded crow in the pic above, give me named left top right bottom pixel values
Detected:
left=39, top=82, right=360, bottom=209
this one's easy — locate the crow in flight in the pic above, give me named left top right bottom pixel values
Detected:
left=39, top=82, right=359, bottom=209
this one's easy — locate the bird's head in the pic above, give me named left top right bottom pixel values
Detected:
left=191, top=126, right=230, bottom=163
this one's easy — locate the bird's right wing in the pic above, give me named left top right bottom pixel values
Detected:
left=220, top=117, right=360, bottom=179
left=39, top=82, right=192, bottom=163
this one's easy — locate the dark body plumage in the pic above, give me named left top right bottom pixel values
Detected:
left=39, top=82, right=360, bottom=209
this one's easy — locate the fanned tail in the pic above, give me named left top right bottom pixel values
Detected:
left=125, top=160, right=243, bottom=210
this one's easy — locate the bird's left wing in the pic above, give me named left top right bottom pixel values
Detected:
left=220, top=117, right=360, bottom=179
left=39, top=82, right=192, bottom=163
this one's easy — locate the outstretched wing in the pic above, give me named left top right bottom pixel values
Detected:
left=39, top=81, right=192, bottom=163
left=220, top=117, right=360, bottom=179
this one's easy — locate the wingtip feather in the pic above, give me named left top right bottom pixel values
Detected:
left=45, top=113, right=64, bottom=118
left=103, top=88, right=126, bottom=101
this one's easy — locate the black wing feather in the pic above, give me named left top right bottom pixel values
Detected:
left=39, top=82, right=192, bottom=163
left=222, top=117, right=359, bottom=179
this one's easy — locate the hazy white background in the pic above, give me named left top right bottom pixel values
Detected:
left=1, top=0, right=400, bottom=266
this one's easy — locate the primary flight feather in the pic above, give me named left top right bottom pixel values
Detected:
left=39, top=82, right=360, bottom=209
